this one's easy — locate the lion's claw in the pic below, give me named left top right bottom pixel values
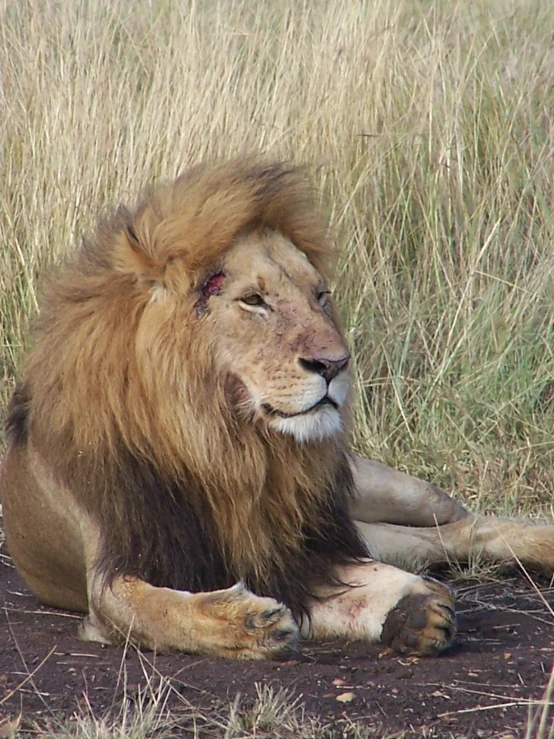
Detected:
left=247, top=604, right=289, bottom=628
left=243, top=600, right=299, bottom=658
left=204, top=586, right=299, bottom=659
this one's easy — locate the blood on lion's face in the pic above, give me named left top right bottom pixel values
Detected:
left=202, top=229, right=351, bottom=444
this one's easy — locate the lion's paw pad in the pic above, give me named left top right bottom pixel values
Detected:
left=381, top=580, right=456, bottom=656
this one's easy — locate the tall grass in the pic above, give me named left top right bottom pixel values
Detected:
left=1, top=0, right=553, bottom=515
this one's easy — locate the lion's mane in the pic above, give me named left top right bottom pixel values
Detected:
left=9, top=159, right=368, bottom=618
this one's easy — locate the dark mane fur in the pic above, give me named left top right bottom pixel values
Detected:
left=90, top=446, right=367, bottom=621
left=5, top=382, right=31, bottom=445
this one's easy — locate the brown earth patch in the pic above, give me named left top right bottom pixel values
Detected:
left=1, top=550, right=553, bottom=738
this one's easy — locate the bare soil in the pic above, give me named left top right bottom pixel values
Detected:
left=1, top=551, right=553, bottom=738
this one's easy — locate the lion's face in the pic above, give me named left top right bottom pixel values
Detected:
left=201, top=230, right=351, bottom=443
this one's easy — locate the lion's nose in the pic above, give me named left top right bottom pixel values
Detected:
left=298, top=354, right=350, bottom=383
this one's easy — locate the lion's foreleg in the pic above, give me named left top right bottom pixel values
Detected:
left=304, top=562, right=456, bottom=656
left=355, top=516, right=554, bottom=571
left=349, top=455, right=469, bottom=526
left=81, top=575, right=299, bottom=659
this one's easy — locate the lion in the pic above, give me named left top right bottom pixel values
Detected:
left=1, top=159, right=553, bottom=660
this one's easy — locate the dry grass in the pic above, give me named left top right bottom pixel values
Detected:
left=1, top=0, right=553, bottom=517
left=3, top=668, right=389, bottom=739
left=0, top=0, right=553, bottom=734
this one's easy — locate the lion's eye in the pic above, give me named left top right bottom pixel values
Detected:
left=317, top=290, right=330, bottom=304
left=240, top=294, right=266, bottom=307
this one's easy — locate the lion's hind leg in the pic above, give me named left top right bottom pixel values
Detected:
left=355, top=516, right=554, bottom=572
left=83, top=576, right=299, bottom=660
left=305, top=562, right=456, bottom=657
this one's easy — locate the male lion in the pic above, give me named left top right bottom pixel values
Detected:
left=1, top=159, right=553, bottom=660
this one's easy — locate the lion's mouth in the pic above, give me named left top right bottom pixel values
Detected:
left=262, top=396, right=338, bottom=419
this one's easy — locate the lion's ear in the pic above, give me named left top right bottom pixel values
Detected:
left=113, top=223, right=166, bottom=287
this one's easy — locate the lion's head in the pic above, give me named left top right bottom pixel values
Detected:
left=85, top=158, right=352, bottom=456
left=167, top=228, right=351, bottom=445
left=20, top=159, right=366, bottom=614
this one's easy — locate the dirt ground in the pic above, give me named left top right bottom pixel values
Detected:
left=1, top=550, right=553, bottom=738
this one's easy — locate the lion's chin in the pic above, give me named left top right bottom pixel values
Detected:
left=268, top=405, right=343, bottom=444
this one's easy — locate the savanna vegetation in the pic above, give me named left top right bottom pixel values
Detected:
left=2, top=0, right=553, bottom=517
left=1, top=0, right=553, bottom=735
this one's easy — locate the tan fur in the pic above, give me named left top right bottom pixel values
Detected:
left=17, top=165, right=353, bottom=588
left=350, top=455, right=554, bottom=572
left=16, top=157, right=554, bottom=659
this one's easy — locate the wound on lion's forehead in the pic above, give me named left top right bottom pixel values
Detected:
left=202, top=271, right=226, bottom=297
left=195, top=270, right=226, bottom=317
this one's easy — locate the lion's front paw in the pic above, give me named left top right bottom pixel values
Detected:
left=380, top=579, right=456, bottom=656
left=198, top=583, right=299, bottom=660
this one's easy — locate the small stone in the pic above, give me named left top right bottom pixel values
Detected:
left=336, top=692, right=356, bottom=703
